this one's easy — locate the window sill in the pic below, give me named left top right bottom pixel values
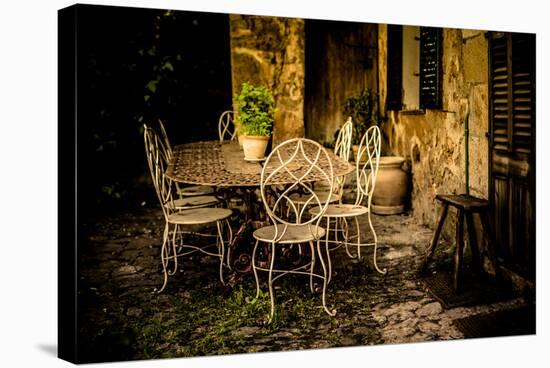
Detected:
left=399, top=109, right=426, bottom=115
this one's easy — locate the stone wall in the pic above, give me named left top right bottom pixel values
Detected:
left=378, top=26, right=490, bottom=232
left=228, top=18, right=491, bottom=235
left=229, top=15, right=305, bottom=143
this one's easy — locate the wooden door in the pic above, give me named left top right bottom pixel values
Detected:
left=304, top=20, right=378, bottom=143
left=488, top=32, right=536, bottom=280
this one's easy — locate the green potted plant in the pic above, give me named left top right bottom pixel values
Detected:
left=234, top=82, right=276, bottom=160
left=343, top=88, right=378, bottom=163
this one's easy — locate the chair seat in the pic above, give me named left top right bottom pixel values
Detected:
left=253, top=224, right=326, bottom=244
left=309, top=204, right=368, bottom=218
left=167, top=208, right=232, bottom=225
left=164, top=195, right=219, bottom=209
left=177, top=185, right=214, bottom=197
left=289, top=191, right=341, bottom=205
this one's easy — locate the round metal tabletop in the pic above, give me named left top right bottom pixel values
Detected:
left=165, top=140, right=354, bottom=187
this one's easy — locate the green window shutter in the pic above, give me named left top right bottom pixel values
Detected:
left=386, top=24, right=402, bottom=111
left=419, top=27, right=443, bottom=109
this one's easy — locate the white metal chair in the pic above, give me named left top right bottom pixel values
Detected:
left=157, top=119, right=215, bottom=198
left=311, top=117, right=354, bottom=253
left=334, top=117, right=353, bottom=161
left=218, top=110, right=237, bottom=142
left=144, top=127, right=233, bottom=292
left=251, top=138, right=335, bottom=322
left=314, top=117, right=353, bottom=195
left=288, top=117, right=353, bottom=211
left=146, top=123, right=219, bottom=209
left=309, top=125, right=387, bottom=281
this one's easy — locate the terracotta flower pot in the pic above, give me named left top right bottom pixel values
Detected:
left=242, top=135, right=269, bottom=160
left=371, top=156, right=408, bottom=215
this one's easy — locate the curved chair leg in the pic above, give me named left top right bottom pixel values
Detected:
left=169, top=224, right=179, bottom=276
left=342, top=217, right=355, bottom=258
left=225, top=219, right=233, bottom=270
left=367, top=210, right=387, bottom=275
left=334, top=216, right=339, bottom=246
left=268, top=242, right=276, bottom=322
left=216, top=221, right=225, bottom=285
left=325, top=217, right=333, bottom=284
left=158, top=223, right=170, bottom=293
left=316, top=239, right=336, bottom=316
left=175, top=223, right=184, bottom=252
left=309, top=241, right=316, bottom=293
left=252, top=240, right=261, bottom=298
left=325, top=239, right=332, bottom=284
left=226, top=219, right=233, bottom=245
left=355, top=216, right=362, bottom=260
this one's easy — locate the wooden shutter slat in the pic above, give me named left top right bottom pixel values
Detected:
left=489, top=31, right=535, bottom=154
left=419, top=27, right=442, bottom=109
left=490, top=32, right=511, bottom=151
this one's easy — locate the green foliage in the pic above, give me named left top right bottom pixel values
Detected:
left=234, top=82, right=275, bottom=136
left=135, top=11, right=179, bottom=127
left=320, top=140, right=335, bottom=149
left=343, top=88, right=379, bottom=145
left=101, top=183, right=124, bottom=199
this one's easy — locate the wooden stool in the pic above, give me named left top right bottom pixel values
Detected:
left=419, top=194, right=500, bottom=291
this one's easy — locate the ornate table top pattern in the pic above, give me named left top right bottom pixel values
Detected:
left=165, top=140, right=354, bottom=187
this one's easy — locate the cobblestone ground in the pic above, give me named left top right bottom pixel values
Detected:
left=77, top=204, right=528, bottom=363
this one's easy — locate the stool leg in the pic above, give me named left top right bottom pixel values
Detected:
left=480, top=210, right=501, bottom=280
left=454, top=209, right=465, bottom=291
left=465, top=212, right=481, bottom=274
left=420, top=203, right=449, bottom=274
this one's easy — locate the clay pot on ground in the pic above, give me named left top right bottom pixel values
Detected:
left=242, top=135, right=269, bottom=160
left=371, top=156, right=408, bottom=215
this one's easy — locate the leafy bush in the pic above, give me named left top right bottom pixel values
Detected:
left=234, top=82, right=276, bottom=136
left=343, top=88, right=378, bottom=145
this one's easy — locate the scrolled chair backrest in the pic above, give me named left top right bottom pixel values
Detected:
left=260, top=138, right=334, bottom=242
left=157, top=119, right=173, bottom=159
left=332, top=117, right=353, bottom=195
left=218, top=110, right=237, bottom=142
left=143, top=125, right=176, bottom=220
left=334, top=116, right=353, bottom=162
left=355, top=125, right=381, bottom=207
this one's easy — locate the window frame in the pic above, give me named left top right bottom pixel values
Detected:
left=386, top=25, right=443, bottom=112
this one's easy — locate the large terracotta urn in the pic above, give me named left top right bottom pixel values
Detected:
left=371, top=156, right=408, bottom=215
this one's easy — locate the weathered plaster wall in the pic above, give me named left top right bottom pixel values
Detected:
left=304, top=21, right=378, bottom=144
left=378, top=25, right=388, bottom=119
left=229, top=15, right=305, bottom=144
left=379, top=27, right=489, bottom=232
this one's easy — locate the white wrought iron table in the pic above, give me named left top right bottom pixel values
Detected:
left=165, top=140, right=354, bottom=187
left=165, top=140, right=354, bottom=273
